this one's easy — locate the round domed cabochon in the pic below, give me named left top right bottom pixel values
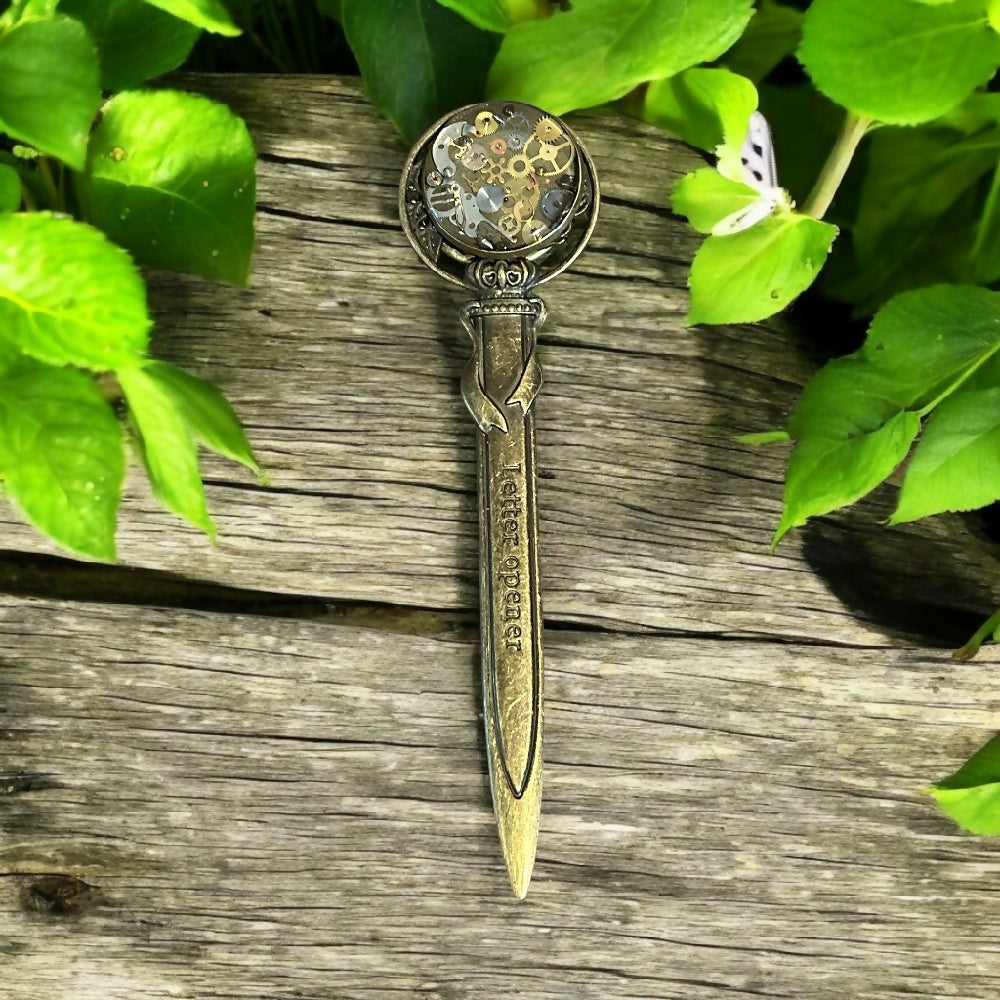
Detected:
left=421, top=103, right=581, bottom=254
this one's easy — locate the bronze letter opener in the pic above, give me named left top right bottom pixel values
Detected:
left=400, top=103, right=598, bottom=897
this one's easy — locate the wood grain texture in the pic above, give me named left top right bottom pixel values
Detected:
left=0, top=75, right=993, bottom=645
left=3, top=599, right=1000, bottom=1000
left=4, top=75, right=1000, bottom=1000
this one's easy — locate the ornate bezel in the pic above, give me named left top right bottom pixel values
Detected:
left=399, top=102, right=600, bottom=291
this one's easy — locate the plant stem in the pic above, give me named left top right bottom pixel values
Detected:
left=801, top=113, right=873, bottom=220
left=95, top=371, right=123, bottom=403
left=967, top=159, right=1000, bottom=279
left=36, top=156, right=60, bottom=210
left=246, top=29, right=281, bottom=69
left=955, top=605, right=1000, bottom=660
left=20, top=179, right=36, bottom=212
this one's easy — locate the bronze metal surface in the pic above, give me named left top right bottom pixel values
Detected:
left=399, top=102, right=599, bottom=897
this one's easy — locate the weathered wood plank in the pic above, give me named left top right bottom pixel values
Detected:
left=0, top=75, right=993, bottom=646
left=3, top=597, right=1000, bottom=999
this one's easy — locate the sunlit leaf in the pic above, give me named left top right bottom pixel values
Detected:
left=776, top=285, right=1000, bottom=541
left=644, top=67, right=757, bottom=156
left=77, top=89, right=256, bottom=285
left=687, top=213, right=837, bottom=325
left=0, top=361, right=123, bottom=560
left=0, top=17, right=101, bottom=169
left=672, top=167, right=762, bottom=235
left=142, top=360, right=258, bottom=471
left=435, top=0, right=507, bottom=32
left=138, top=0, right=239, bottom=35
left=488, top=0, right=753, bottom=114
left=930, top=733, right=1000, bottom=835
left=0, top=212, right=149, bottom=369
left=893, top=387, right=1000, bottom=522
left=118, top=363, right=214, bottom=537
left=799, top=0, right=1000, bottom=125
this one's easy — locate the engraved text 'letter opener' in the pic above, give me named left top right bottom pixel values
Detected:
left=400, top=103, right=599, bottom=897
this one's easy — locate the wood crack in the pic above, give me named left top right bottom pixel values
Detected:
left=257, top=203, right=398, bottom=232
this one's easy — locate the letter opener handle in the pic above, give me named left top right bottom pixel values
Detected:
left=400, top=102, right=598, bottom=896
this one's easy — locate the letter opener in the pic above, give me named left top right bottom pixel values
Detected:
left=399, top=103, right=599, bottom=897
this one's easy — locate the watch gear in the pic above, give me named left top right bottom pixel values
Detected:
left=475, top=110, right=500, bottom=136
left=533, top=117, right=563, bottom=142
left=505, top=153, right=532, bottom=179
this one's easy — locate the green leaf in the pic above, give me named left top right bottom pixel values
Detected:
left=7, top=154, right=49, bottom=211
left=892, top=387, right=1000, bottom=522
left=138, top=0, right=239, bottom=35
left=929, top=734, right=1000, bottom=835
left=671, top=167, right=763, bottom=235
left=435, top=0, right=507, bottom=32
left=855, top=126, right=1000, bottom=270
left=0, top=212, right=150, bottom=369
left=76, top=90, right=256, bottom=286
left=776, top=285, right=1000, bottom=541
left=0, top=0, right=59, bottom=28
left=937, top=89, right=1000, bottom=133
left=723, top=0, right=803, bottom=84
left=0, top=361, right=123, bottom=560
left=825, top=208, right=980, bottom=318
left=0, top=164, right=20, bottom=211
left=140, top=360, right=258, bottom=471
left=118, top=364, right=214, bottom=537
left=644, top=67, right=757, bottom=156
left=687, top=213, right=837, bottom=325
left=340, top=0, right=501, bottom=143
left=798, top=0, right=1000, bottom=126
left=117, top=360, right=257, bottom=535
left=777, top=409, right=921, bottom=543
left=59, top=0, right=202, bottom=90
left=828, top=124, right=1000, bottom=312
left=0, top=18, right=101, bottom=170
left=488, top=0, right=753, bottom=115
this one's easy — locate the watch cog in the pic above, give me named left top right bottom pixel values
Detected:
left=533, top=116, right=564, bottom=142
left=503, top=111, right=532, bottom=149
left=504, top=153, right=532, bottom=179
left=475, top=110, right=500, bottom=136
left=498, top=214, right=520, bottom=236
left=482, top=160, right=506, bottom=184
left=524, top=134, right=572, bottom=176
